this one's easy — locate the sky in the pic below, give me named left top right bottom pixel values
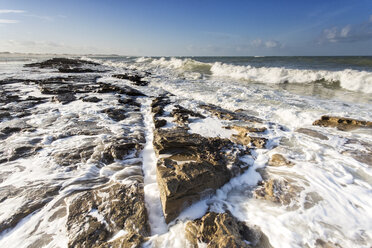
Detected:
left=0, top=0, right=372, bottom=56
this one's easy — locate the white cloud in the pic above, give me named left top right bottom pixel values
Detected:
left=318, top=15, right=372, bottom=43
left=265, top=40, right=280, bottom=48
left=251, top=39, right=282, bottom=49
left=0, top=9, right=25, bottom=14
left=0, top=19, right=19, bottom=24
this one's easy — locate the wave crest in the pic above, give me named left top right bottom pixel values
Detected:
left=210, top=62, right=372, bottom=93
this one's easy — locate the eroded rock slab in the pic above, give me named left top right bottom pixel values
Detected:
left=254, top=178, right=302, bottom=205
left=313, top=115, right=372, bottom=131
left=67, top=182, right=150, bottom=248
left=268, top=154, right=294, bottom=167
left=185, top=212, right=272, bottom=248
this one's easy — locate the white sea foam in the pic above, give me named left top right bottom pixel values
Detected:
left=1, top=56, right=372, bottom=248
left=133, top=57, right=372, bottom=94
left=210, top=62, right=372, bottom=93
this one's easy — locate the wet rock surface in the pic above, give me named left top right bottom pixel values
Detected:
left=25, top=58, right=99, bottom=69
left=113, top=73, right=149, bottom=86
left=2, top=57, right=368, bottom=247
left=313, top=115, right=372, bottom=131
left=268, top=154, right=294, bottom=167
left=67, top=183, right=149, bottom=248
left=0, top=58, right=152, bottom=247
left=185, top=211, right=272, bottom=248
left=254, top=178, right=303, bottom=205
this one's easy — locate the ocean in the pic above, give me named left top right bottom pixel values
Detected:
left=0, top=55, right=371, bottom=248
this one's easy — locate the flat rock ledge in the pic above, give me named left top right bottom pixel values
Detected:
left=67, top=183, right=150, bottom=248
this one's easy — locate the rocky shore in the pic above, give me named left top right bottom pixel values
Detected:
left=0, top=58, right=371, bottom=248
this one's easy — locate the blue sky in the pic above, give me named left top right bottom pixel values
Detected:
left=0, top=0, right=372, bottom=56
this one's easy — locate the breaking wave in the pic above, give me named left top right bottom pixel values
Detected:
left=210, top=62, right=372, bottom=93
left=140, top=57, right=372, bottom=93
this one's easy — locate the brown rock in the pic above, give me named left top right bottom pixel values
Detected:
left=268, top=154, right=294, bottom=167
left=153, top=128, right=246, bottom=223
left=185, top=212, right=272, bottom=248
left=154, top=119, right=167, bottom=128
left=67, top=183, right=149, bottom=248
left=157, top=159, right=231, bottom=223
left=200, top=104, right=262, bottom=123
left=101, top=108, right=127, bottom=121
left=296, top=128, right=329, bottom=140
left=313, top=115, right=372, bottom=131
left=254, top=179, right=302, bottom=205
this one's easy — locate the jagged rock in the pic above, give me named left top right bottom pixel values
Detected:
left=296, top=128, right=329, bottom=140
left=112, top=74, right=149, bottom=86
left=254, top=179, right=302, bottom=205
left=157, top=158, right=231, bottom=223
left=268, top=154, right=294, bottom=167
left=185, top=212, right=272, bottom=248
left=67, top=183, right=149, bottom=248
left=226, top=125, right=268, bottom=148
left=101, top=108, right=127, bottom=121
left=53, top=140, right=96, bottom=167
left=171, top=105, right=205, bottom=126
left=231, top=133, right=267, bottom=148
left=93, top=141, right=143, bottom=165
left=96, top=83, right=146, bottom=96
left=0, top=110, right=11, bottom=120
left=3, top=145, right=42, bottom=162
left=58, top=120, right=110, bottom=137
left=82, top=96, right=102, bottom=103
left=118, top=98, right=141, bottom=107
left=313, top=115, right=372, bottom=131
left=315, top=239, right=342, bottom=248
left=200, top=104, right=262, bottom=123
left=154, top=119, right=167, bottom=128
left=0, top=185, right=61, bottom=233
left=153, top=128, right=246, bottom=223
left=25, top=58, right=99, bottom=69
left=52, top=93, right=76, bottom=104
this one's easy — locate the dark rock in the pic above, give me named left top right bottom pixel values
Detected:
left=112, top=74, right=149, bottom=86
left=67, top=183, right=149, bottom=248
left=52, top=93, right=76, bottom=104
left=313, top=115, right=372, bottom=131
left=25, top=58, right=99, bottom=69
left=154, top=119, right=167, bottom=128
left=0, top=185, right=61, bottom=233
left=53, top=140, right=96, bottom=167
left=82, top=96, right=102, bottom=103
left=101, top=108, right=127, bottom=121
left=97, top=83, right=146, bottom=96
left=58, top=120, right=111, bottom=137
left=118, top=98, right=141, bottom=107
left=94, top=141, right=143, bottom=165
left=58, top=68, right=100, bottom=73
left=200, top=104, right=263, bottom=123
left=5, top=145, right=42, bottom=162
left=185, top=212, right=273, bottom=248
